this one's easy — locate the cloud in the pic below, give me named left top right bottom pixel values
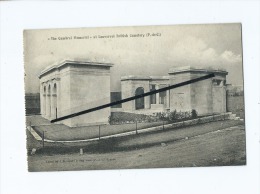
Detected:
left=220, top=50, right=242, bottom=64
left=25, top=32, right=243, bottom=93
left=169, top=36, right=242, bottom=67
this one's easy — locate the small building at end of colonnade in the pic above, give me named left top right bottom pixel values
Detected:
left=38, top=60, right=113, bottom=127
left=121, top=66, right=228, bottom=116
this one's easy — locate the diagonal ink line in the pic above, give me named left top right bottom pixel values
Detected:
left=51, top=73, right=215, bottom=123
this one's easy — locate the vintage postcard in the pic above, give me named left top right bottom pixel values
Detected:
left=24, top=24, right=246, bottom=172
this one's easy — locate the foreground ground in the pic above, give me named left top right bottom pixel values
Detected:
left=27, top=114, right=230, bottom=141
left=27, top=120, right=246, bottom=171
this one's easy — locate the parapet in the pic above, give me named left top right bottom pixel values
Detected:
left=39, top=60, right=113, bottom=79
left=168, top=65, right=228, bottom=75
left=121, top=75, right=169, bottom=81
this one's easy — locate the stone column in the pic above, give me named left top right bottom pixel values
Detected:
left=40, top=83, right=44, bottom=116
left=51, top=81, right=58, bottom=119
left=51, top=82, right=55, bottom=119
left=156, top=84, right=160, bottom=104
left=56, top=78, right=60, bottom=118
left=41, top=83, right=46, bottom=118
left=49, top=83, right=52, bottom=119
left=144, top=85, right=150, bottom=109
left=46, top=83, right=51, bottom=119
left=223, top=85, right=227, bottom=112
left=44, top=84, right=47, bottom=118
left=45, top=93, right=49, bottom=119
left=166, top=85, right=170, bottom=109
left=43, top=84, right=46, bottom=116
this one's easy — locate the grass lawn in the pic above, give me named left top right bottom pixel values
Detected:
left=27, top=119, right=246, bottom=171
left=27, top=114, right=238, bottom=142
left=27, top=115, right=167, bottom=141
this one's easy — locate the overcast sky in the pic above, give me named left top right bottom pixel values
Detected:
left=24, top=24, right=243, bottom=93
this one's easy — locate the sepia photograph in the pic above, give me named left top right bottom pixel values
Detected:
left=24, top=24, right=246, bottom=172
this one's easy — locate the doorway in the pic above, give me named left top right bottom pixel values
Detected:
left=135, top=87, right=145, bottom=110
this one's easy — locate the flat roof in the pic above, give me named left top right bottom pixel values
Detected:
left=168, top=66, right=228, bottom=75
left=121, top=75, right=169, bottom=81
left=39, top=60, right=113, bottom=78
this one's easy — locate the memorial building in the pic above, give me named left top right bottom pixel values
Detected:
left=120, top=66, right=228, bottom=115
left=38, top=60, right=113, bottom=127
left=39, top=60, right=228, bottom=127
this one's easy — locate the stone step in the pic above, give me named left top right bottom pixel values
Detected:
left=125, top=109, right=163, bottom=116
left=227, top=112, right=242, bottom=120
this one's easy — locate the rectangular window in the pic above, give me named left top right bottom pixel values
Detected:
left=212, top=79, right=222, bottom=86
left=159, top=91, right=166, bottom=104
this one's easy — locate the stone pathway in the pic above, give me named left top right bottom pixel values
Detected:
left=27, top=126, right=42, bottom=141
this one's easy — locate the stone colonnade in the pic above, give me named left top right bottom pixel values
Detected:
left=154, top=84, right=170, bottom=109
left=40, top=78, right=59, bottom=120
left=135, top=83, right=170, bottom=110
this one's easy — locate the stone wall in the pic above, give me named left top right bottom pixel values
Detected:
left=168, top=67, right=228, bottom=116
left=190, top=72, right=213, bottom=115
left=25, top=93, right=40, bottom=115
left=121, top=80, right=135, bottom=111
left=111, top=92, right=122, bottom=108
left=169, top=72, right=192, bottom=112
left=68, top=67, right=111, bottom=127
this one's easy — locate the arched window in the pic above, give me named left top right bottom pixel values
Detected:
left=52, top=83, right=57, bottom=118
left=53, top=83, right=57, bottom=95
left=48, top=85, right=51, bottom=94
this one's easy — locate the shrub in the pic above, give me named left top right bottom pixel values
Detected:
left=191, top=109, right=198, bottom=119
left=109, top=109, right=198, bottom=124
left=168, top=110, right=177, bottom=121
left=156, top=112, right=168, bottom=121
